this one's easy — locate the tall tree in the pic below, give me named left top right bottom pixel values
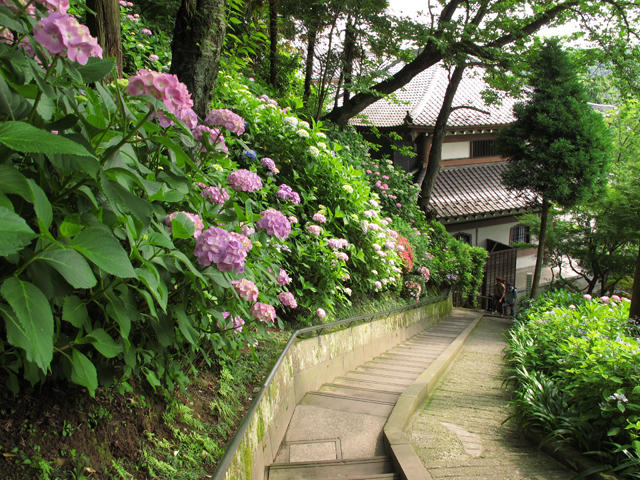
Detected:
left=495, top=39, right=612, bottom=298
left=170, top=0, right=227, bottom=117
left=86, top=0, right=123, bottom=78
left=268, top=0, right=279, bottom=88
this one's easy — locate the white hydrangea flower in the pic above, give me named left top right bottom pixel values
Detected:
left=284, top=116, right=298, bottom=127
left=308, top=146, right=320, bottom=156
left=297, top=129, right=310, bottom=138
left=298, top=120, right=310, bottom=129
left=318, top=142, right=328, bottom=150
left=317, top=132, right=327, bottom=139
left=342, top=184, right=354, bottom=193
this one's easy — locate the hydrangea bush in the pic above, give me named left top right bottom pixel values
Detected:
left=506, top=291, right=640, bottom=474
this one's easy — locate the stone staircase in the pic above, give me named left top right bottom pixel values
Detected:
left=266, top=310, right=477, bottom=480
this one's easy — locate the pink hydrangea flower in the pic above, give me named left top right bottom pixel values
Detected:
left=204, top=109, right=245, bottom=135
left=278, top=292, right=297, bottom=308
left=396, top=203, right=402, bottom=208
left=261, top=157, right=276, bottom=171
left=622, top=297, right=631, bottom=303
left=328, top=238, right=348, bottom=249
left=583, top=294, right=592, bottom=300
left=227, top=169, right=262, bottom=192
left=316, top=308, right=326, bottom=319
left=232, top=279, right=259, bottom=302
left=164, top=211, right=203, bottom=238
left=126, top=69, right=194, bottom=119
left=336, top=252, right=349, bottom=262
left=256, top=209, right=291, bottom=239
left=149, top=54, right=159, bottom=61
left=288, top=216, right=298, bottom=224
left=229, top=232, right=252, bottom=252
left=308, top=225, right=322, bottom=235
left=600, top=296, right=610, bottom=303
left=34, top=13, right=103, bottom=65
left=277, top=184, right=301, bottom=204
left=277, top=269, right=292, bottom=286
left=313, top=213, right=327, bottom=223
left=612, top=295, right=621, bottom=302
left=372, top=244, right=381, bottom=251
left=221, top=312, right=245, bottom=333
left=193, top=227, right=248, bottom=273
left=241, top=225, right=255, bottom=236
left=374, top=281, right=382, bottom=289
left=344, top=288, right=352, bottom=295
left=37, top=0, right=69, bottom=13
left=569, top=305, right=577, bottom=310
left=192, top=125, right=228, bottom=152
left=142, top=28, right=152, bottom=35
left=251, top=302, right=276, bottom=323
left=366, top=169, right=372, bottom=174
left=202, top=186, right=229, bottom=205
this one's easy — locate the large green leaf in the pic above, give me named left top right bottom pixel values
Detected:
left=26, top=179, right=52, bottom=230
left=70, top=349, right=98, bottom=396
left=0, top=122, right=94, bottom=158
left=106, top=295, right=131, bottom=338
left=84, top=329, right=122, bottom=358
left=149, top=313, right=174, bottom=347
left=173, top=306, right=200, bottom=346
left=0, top=278, right=53, bottom=372
left=134, top=267, right=168, bottom=312
left=59, top=214, right=84, bottom=238
left=0, top=206, right=36, bottom=256
left=70, top=228, right=136, bottom=278
left=39, top=248, right=97, bottom=289
left=62, top=295, right=89, bottom=328
left=171, top=212, right=195, bottom=239
left=74, top=57, right=115, bottom=83
left=0, top=164, right=30, bottom=200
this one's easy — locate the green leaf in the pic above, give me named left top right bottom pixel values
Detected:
left=26, top=179, right=52, bottom=230
left=0, top=191, right=13, bottom=211
left=0, top=206, right=36, bottom=256
left=101, top=177, right=153, bottom=226
left=0, top=164, right=30, bottom=200
left=62, top=295, right=89, bottom=328
left=135, top=267, right=168, bottom=312
left=59, top=214, right=84, bottom=238
left=174, top=306, right=200, bottom=345
left=607, top=427, right=621, bottom=436
left=106, top=295, right=131, bottom=338
left=145, top=232, right=174, bottom=249
left=151, top=136, right=193, bottom=169
left=84, top=329, right=122, bottom=358
left=171, top=213, right=195, bottom=239
left=74, top=57, right=115, bottom=83
left=149, top=313, right=175, bottom=347
left=0, top=122, right=95, bottom=158
left=70, top=349, right=98, bottom=396
left=70, top=228, right=136, bottom=278
left=633, top=386, right=640, bottom=395
left=0, top=278, right=53, bottom=372
left=39, top=248, right=97, bottom=289
left=203, top=268, right=231, bottom=288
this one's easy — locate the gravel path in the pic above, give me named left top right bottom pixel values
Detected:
left=407, top=315, right=576, bottom=480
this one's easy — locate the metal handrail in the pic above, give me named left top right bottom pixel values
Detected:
left=211, top=289, right=451, bottom=480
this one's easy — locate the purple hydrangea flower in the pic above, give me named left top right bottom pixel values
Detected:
left=192, top=125, right=228, bottom=152
left=241, top=224, right=255, bottom=236
left=251, top=302, right=276, bottom=323
left=204, top=109, right=245, bottom=135
left=313, top=213, right=327, bottom=223
left=261, top=157, right=276, bottom=171
left=202, top=186, right=229, bottom=205
left=227, top=169, right=263, bottom=192
left=193, top=227, right=248, bottom=273
left=327, top=238, right=348, bottom=249
left=277, top=184, right=301, bottom=204
left=229, top=232, right=252, bottom=251
left=256, top=209, right=291, bottom=239
left=307, top=225, right=322, bottom=235
left=232, top=279, right=259, bottom=302
left=165, top=211, right=204, bottom=238
left=336, top=252, right=349, bottom=262
left=278, top=292, right=297, bottom=308
left=222, top=312, right=245, bottom=333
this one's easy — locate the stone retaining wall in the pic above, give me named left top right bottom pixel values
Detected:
left=221, top=296, right=453, bottom=480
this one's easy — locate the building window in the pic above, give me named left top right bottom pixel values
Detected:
left=510, top=224, right=530, bottom=244
left=453, top=232, right=472, bottom=245
left=470, top=139, right=496, bottom=158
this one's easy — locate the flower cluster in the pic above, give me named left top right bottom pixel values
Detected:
left=405, top=280, right=422, bottom=302
left=308, top=225, right=322, bottom=236
left=232, top=279, right=259, bottom=302
left=261, top=157, right=276, bottom=171
left=277, top=269, right=292, bottom=286
left=221, top=312, right=245, bottom=333
left=35, top=14, right=103, bottom=65
left=312, top=213, right=327, bottom=223
left=205, top=109, right=245, bottom=135
left=256, top=209, right=291, bottom=239
left=193, top=125, right=228, bottom=152
left=126, top=70, right=194, bottom=123
left=193, top=227, right=249, bottom=273
left=420, top=266, right=430, bottom=283
left=328, top=238, right=349, bottom=249
left=227, top=169, right=263, bottom=192
left=202, top=186, right=229, bottom=205
left=251, top=302, right=276, bottom=323
left=316, top=308, right=326, bottom=319
left=277, top=184, right=301, bottom=204
left=278, top=292, right=297, bottom=308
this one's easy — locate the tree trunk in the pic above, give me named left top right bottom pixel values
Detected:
left=531, top=198, right=551, bottom=298
left=342, top=16, right=357, bottom=103
left=170, top=0, right=226, bottom=117
left=86, top=0, right=123, bottom=79
left=268, top=0, right=278, bottom=88
left=303, top=26, right=317, bottom=105
left=630, top=241, right=640, bottom=319
left=419, top=63, right=466, bottom=210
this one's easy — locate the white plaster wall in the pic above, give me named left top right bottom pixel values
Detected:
left=476, top=222, right=513, bottom=248
left=442, top=141, right=470, bottom=160
left=516, top=252, right=537, bottom=269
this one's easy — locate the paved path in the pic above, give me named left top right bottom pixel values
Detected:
left=268, top=309, right=479, bottom=480
left=407, top=315, right=575, bottom=480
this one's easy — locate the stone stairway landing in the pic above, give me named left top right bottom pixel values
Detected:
left=267, top=309, right=478, bottom=479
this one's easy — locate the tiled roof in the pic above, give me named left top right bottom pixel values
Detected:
left=349, top=63, right=518, bottom=129
left=430, top=162, right=539, bottom=220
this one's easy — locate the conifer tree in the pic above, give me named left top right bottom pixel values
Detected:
left=495, top=39, right=611, bottom=298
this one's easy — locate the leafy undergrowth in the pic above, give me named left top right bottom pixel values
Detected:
left=505, top=290, right=640, bottom=478
left=0, top=330, right=288, bottom=480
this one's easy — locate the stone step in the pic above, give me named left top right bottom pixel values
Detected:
left=268, top=456, right=395, bottom=480
left=355, top=365, right=419, bottom=379
left=362, top=359, right=426, bottom=373
left=345, top=371, right=414, bottom=386
left=332, top=377, right=407, bottom=393
left=319, top=384, right=402, bottom=403
left=301, top=392, right=394, bottom=417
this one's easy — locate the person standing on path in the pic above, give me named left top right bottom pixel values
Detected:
left=493, top=277, right=505, bottom=314
left=504, top=282, right=518, bottom=316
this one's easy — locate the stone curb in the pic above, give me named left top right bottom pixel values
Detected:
left=382, top=309, right=484, bottom=480
left=521, top=425, right=622, bottom=480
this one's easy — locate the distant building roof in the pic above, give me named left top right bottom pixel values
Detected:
left=349, top=63, right=518, bottom=130
left=430, top=162, right=539, bottom=222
